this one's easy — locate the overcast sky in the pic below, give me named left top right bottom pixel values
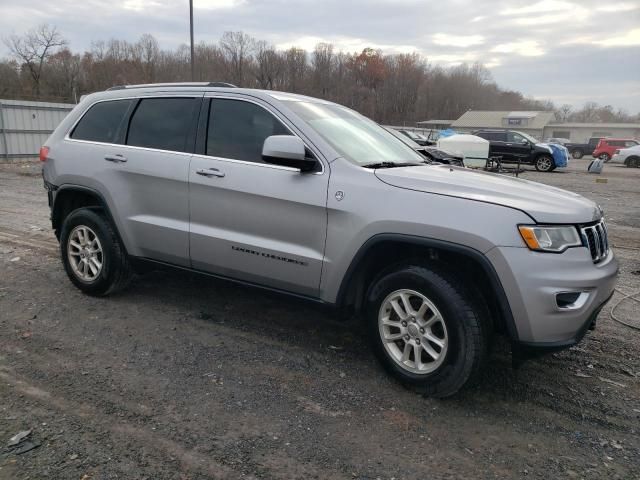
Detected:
left=2, top=0, right=639, bottom=112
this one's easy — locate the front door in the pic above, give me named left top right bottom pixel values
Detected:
left=189, top=97, right=329, bottom=297
left=505, top=131, right=534, bottom=163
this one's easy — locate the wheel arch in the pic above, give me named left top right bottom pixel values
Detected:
left=52, top=185, right=125, bottom=250
left=335, top=234, right=519, bottom=341
left=625, top=155, right=639, bottom=167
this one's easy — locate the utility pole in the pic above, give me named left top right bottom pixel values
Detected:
left=189, top=0, right=195, bottom=81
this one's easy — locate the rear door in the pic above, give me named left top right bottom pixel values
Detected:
left=486, top=131, right=514, bottom=161
left=188, top=96, right=329, bottom=297
left=86, top=95, right=200, bottom=265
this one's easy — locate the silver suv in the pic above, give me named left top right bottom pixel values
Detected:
left=41, top=83, right=618, bottom=397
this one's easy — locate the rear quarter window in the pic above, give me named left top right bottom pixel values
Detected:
left=70, top=99, right=133, bottom=143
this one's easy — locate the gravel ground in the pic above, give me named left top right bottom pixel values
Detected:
left=0, top=159, right=638, bottom=480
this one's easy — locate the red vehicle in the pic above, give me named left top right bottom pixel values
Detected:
left=592, top=138, right=639, bottom=162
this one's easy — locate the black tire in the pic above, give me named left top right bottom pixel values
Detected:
left=365, top=265, right=491, bottom=398
left=60, top=208, right=132, bottom=296
left=534, top=155, right=554, bottom=172
left=598, top=153, right=610, bottom=162
left=626, top=156, right=639, bottom=168
left=571, top=149, right=583, bottom=159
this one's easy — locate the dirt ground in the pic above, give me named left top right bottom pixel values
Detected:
left=1, top=158, right=638, bottom=480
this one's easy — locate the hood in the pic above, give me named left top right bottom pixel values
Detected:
left=375, top=165, right=601, bottom=224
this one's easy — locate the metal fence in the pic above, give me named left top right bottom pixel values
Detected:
left=0, top=99, right=74, bottom=163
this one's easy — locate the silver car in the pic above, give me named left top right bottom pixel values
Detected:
left=41, top=83, right=618, bottom=397
left=610, top=144, right=640, bottom=167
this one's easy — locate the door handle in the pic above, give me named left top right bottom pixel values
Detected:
left=196, top=168, right=225, bottom=178
left=104, top=154, right=127, bottom=163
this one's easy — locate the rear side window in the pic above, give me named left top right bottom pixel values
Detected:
left=483, top=132, right=505, bottom=141
left=206, top=99, right=291, bottom=163
left=126, top=98, right=198, bottom=152
left=71, top=100, right=132, bottom=143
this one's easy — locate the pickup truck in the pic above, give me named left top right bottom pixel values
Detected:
left=564, top=137, right=602, bottom=159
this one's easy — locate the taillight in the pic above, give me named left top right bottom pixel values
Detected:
left=39, top=146, right=49, bottom=162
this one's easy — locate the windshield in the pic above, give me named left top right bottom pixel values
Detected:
left=283, top=101, right=425, bottom=165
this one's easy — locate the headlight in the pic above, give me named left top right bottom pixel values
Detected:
left=518, top=225, right=582, bottom=252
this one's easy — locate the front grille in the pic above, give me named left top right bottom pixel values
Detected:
left=580, top=221, right=609, bottom=263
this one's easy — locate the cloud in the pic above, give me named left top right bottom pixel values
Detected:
left=275, top=36, right=419, bottom=55
left=0, top=0, right=638, bottom=111
left=596, top=3, right=639, bottom=12
left=194, top=0, right=246, bottom=10
left=491, top=40, right=545, bottom=56
left=432, top=33, right=484, bottom=48
left=595, top=29, right=640, bottom=47
left=500, top=0, right=576, bottom=16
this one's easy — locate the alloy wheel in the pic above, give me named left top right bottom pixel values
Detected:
left=537, top=156, right=552, bottom=171
left=378, top=289, right=448, bottom=375
left=67, top=225, right=103, bottom=282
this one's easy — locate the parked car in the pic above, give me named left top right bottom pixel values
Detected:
left=41, top=83, right=618, bottom=397
left=472, top=129, right=564, bottom=172
left=592, top=138, right=639, bottom=162
left=384, top=127, right=464, bottom=166
left=544, top=137, right=570, bottom=145
left=564, top=137, right=602, bottom=159
left=610, top=144, right=640, bottom=167
left=397, top=129, right=433, bottom=146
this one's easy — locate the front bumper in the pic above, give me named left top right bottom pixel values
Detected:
left=487, top=245, right=618, bottom=346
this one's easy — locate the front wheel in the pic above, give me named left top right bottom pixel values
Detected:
left=60, top=208, right=132, bottom=296
left=627, top=156, right=640, bottom=168
left=598, top=153, right=611, bottom=162
left=534, top=155, right=554, bottom=172
left=571, top=149, right=583, bottom=159
left=365, top=265, right=490, bottom=398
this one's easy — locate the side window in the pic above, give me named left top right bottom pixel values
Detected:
left=507, top=132, right=525, bottom=143
left=626, top=140, right=639, bottom=147
left=206, top=99, right=291, bottom=163
left=126, top=97, right=198, bottom=152
left=492, top=132, right=507, bottom=142
left=71, top=99, right=132, bottom=143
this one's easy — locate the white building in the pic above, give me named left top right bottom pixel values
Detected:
left=542, top=123, right=640, bottom=143
left=448, top=110, right=640, bottom=142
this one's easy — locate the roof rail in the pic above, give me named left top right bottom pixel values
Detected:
left=106, top=82, right=237, bottom=91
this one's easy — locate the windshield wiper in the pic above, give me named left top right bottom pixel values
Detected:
left=362, top=162, right=424, bottom=169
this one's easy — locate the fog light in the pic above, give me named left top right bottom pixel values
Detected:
left=556, top=291, right=589, bottom=310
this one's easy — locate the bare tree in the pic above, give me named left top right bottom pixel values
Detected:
left=220, top=31, right=255, bottom=86
left=4, top=24, right=66, bottom=95
left=311, top=43, right=335, bottom=96
left=284, top=47, right=307, bottom=93
left=254, top=41, right=283, bottom=89
left=555, top=104, right=573, bottom=122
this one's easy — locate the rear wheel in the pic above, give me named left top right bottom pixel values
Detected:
left=626, top=156, right=639, bottom=168
left=571, top=149, right=583, bottom=159
left=365, top=265, right=490, bottom=398
left=598, top=153, right=610, bottom=162
left=534, top=155, right=554, bottom=172
left=60, top=208, right=132, bottom=296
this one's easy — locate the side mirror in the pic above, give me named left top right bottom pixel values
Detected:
left=262, top=135, right=317, bottom=172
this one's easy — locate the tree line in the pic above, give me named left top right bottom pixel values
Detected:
left=1, top=25, right=637, bottom=125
